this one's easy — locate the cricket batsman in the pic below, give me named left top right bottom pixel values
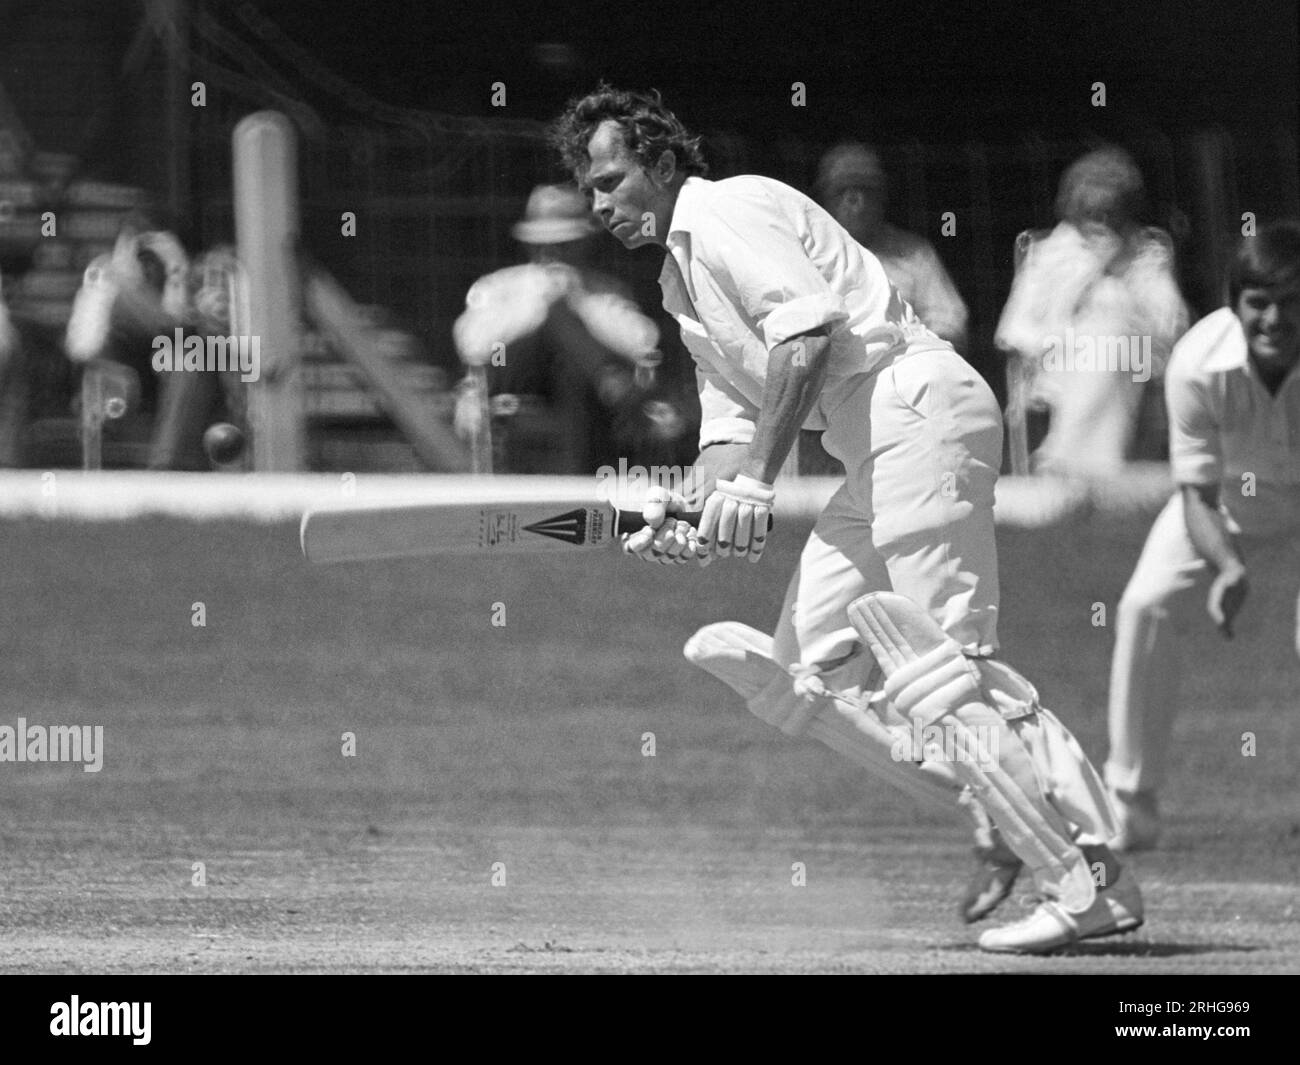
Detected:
left=552, top=85, right=1142, bottom=953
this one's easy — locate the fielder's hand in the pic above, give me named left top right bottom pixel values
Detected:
left=621, top=486, right=703, bottom=566
left=697, top=475, right=774, bottom=564
left=1207, top=562, right=1249, bottom=639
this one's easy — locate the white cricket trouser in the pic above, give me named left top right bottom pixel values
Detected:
left=768, top=343, right=1119, bottom=852
left=772, top=344, right=1003, bottom=673
left=1105, top=488, right=1300, bottom=794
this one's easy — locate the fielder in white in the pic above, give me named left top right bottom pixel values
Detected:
left=1104, top=221, right=1300, bottom=850
left=553, top=86, right=1143, bottom=953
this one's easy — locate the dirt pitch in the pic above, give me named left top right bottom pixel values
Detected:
left=0, top=512, right=1296, bottom=974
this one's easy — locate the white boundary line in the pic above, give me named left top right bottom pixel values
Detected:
left=0, top=466, right=1174, bottom=525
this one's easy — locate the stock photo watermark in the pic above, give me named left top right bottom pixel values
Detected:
left=151, top=328, right=261, bottom=382
left=1040, top=329, right=1154, bottom=383
left=0, top=718, right=104, bottom=773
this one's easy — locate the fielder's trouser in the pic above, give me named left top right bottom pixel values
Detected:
left=773, top=344, right=1003, bottom=674
left=1106, top=490, right=1300, bottom=795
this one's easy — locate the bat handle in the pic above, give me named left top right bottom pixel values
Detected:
left=613, top=509, right=773, bottom=535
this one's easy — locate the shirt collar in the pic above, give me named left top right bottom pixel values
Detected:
left=665, top=175, right=711, bottom=243
left=659, top=177, right=712, bottom=313
left=1203, top=312, right=1300, bottom=394
left=1202, top=312, right=1249, bottom=374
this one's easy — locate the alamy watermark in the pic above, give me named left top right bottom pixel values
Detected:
left=0, top=718, right=103, bottom=772
left=890, top=718, right=999, bottom=768
left=1040, top=329, right=1153, bottom=383
left=595, top=458, right=703, bottom=503
left=151, top=328, right=260, bottom=382
left=50, top=997, right=150, bottom=1045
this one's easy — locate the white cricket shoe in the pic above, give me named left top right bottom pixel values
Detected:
left=977, top=868, right=1144, bottom=954
left=1109, top=787, right=1161, bottom=852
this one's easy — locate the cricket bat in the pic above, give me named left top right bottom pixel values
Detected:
left=300, top=498, right=769, bottom=564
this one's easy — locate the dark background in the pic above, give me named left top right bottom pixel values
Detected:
left=265, top=0, right=1298, bottom=141
left=1, top=0, right=1297, bottom=465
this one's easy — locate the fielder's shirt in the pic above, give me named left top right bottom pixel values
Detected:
left=1165, top=306, right=1300, bottom=535
left=658, top=175, right=946, bottom=449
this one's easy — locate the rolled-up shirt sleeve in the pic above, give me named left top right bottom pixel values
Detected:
left=1166, top=363, right=1221, bottom=486
left=693, top=193, right=849, bottom=349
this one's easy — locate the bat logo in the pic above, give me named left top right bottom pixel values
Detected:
left=522, top=508, right=591, bottom=546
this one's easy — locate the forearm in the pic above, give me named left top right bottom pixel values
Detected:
left=741, top=328, right=833, bottom=483
left=1182, top=484, right=1244, bottom=574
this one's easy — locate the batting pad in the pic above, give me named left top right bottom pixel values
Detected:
left=848, top=592, right=1096, bottom=912
left=683, top=622, right=777, bottom=703
left=684, top=622, right=960, bottom=815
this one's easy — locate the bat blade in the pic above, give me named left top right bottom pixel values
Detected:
left=299, top=497, right=766, bottom=565
left=301, top=499, right=625, bottom=563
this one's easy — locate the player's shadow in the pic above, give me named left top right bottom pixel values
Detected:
left=944, top=940, right=1263, bottom=958
left=1052, top=940, right=1263, bottom=959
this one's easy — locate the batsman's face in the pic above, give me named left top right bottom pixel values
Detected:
left=581, top=120, right=672, bottom=249
left=1237, top=284, right=1300, bottom=374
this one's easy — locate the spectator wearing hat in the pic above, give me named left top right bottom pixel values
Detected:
left=453, top=183, right=665, bottom=473
left=816, top=142, right=969, bottom=351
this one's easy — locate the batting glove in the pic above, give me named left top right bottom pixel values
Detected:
left=697, top=475, right=774, bottom=564
left=621, top=486, right=702, bottom=566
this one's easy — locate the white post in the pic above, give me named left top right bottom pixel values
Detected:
left=234, top=111, right=304, bottom=471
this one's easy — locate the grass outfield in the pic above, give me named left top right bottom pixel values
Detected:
left=0, top=511, right=1296, bottom=973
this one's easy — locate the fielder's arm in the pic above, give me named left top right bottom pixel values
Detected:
left=1181, top=482, right=1248, bottom=637
left=739, top=326, right=833, bottom=485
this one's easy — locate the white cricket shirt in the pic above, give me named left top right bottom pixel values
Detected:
left=1166, top=306, right=1300, bottom=531
left=658, top=175, right=946, bottom=448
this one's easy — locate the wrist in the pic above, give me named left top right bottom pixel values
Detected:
left=738, top=455, right=775, bottom=485
left=724, top=472, right=774, bottom=494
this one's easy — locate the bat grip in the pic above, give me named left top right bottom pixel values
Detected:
left=613, top=509, right=774, bottom=535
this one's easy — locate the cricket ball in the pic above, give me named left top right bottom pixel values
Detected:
left=202, top=422, right=245, bottom=465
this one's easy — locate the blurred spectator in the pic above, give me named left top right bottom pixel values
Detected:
left=64, top=226, right=175, bottom=464
left=995, top=147, right=1190, bottom=474
left=452, top=183, right=666, bottom=473
left=64, top=225, right=240, bottom=469
left=816, top=141, right=969, bottom=350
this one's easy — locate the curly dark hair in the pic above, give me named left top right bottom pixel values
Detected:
left=1229, top=219, right=1300, bottom=305
left=550, top=84, right=708, bottom=181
